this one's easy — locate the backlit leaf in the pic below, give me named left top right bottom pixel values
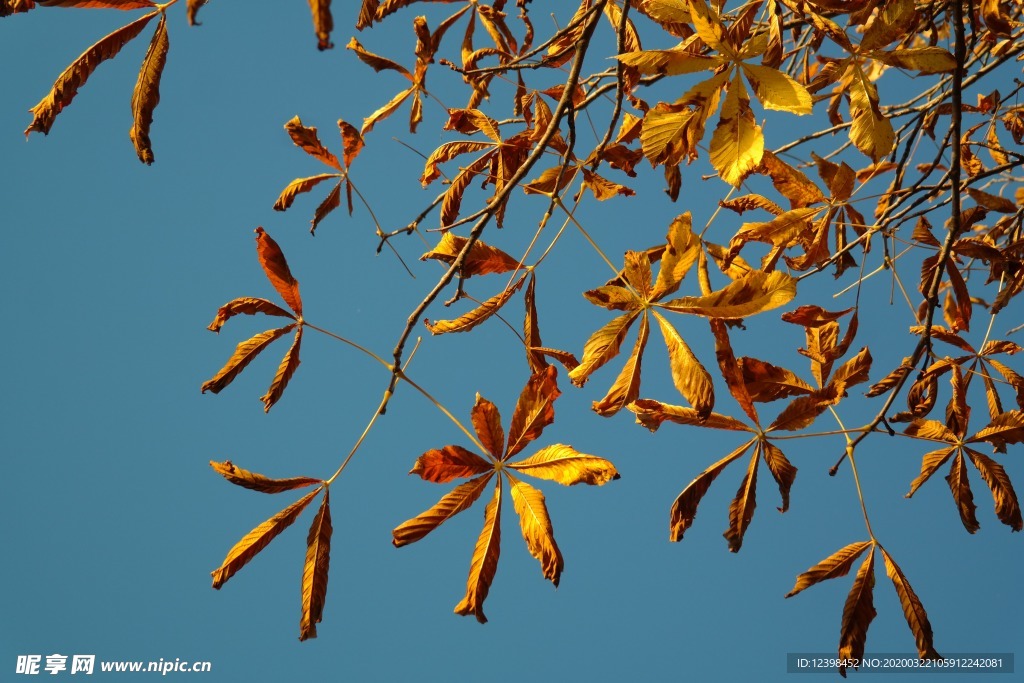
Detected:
left=201, top=325, right=296, bottom=395
left=470, top=394, right=505, bottom=460
left=211, top=487, right=321, bottom=589
left=507, top=474, right=562, bottom=586
left=838, top=547, right=877, bottom=674
left=209, top=460, right=322, bottom=494
left=629, top=399, right=752, bottom=432
left=880, top=548, right=941, bottom=660
left=308, top=0, right=333, bottom=50
left=128, top=13, right=167, bottom=165
left=299, top=491, right=332, bottom=641
left=207, top=297, right=295, bottom=333
left=309, top=181, right=341, bottom=234
left=25, top=11, right=158, bottom=136
left=653, top=311, right=714, bottom=419
left=967, top=411, right=1024, bottom=450
left=870, top=47, right=956, bottom=74
left=906, top=448, right=955, bottom=497
left=454, top=480, right=501, bottom=623
left=786, top=540, right=872, bottom=598
left=410, top=445, right=493, bottom=483
left=425, top=274, right=526, bottom=335
left=508, top=444, right=619, bottom=486
left=739, top=357, right=814, bottom=402
left=966, top=448, right=1023, bottom=531
left=724, top=446, right=759, bottom=552
left=259, top=326, right=302, bottom=412
left=283, top=116, right=342, bottom=170
left=761, top=441, right=796, bottom=512
left=393, top=474, right=493, bottom=546
left=273, top=174, right=340, bottom=212
left=742, top=63, right=812, bottom=114
left=709, top=75, right=764, bottom=187
left=709, top=319, right=759, bottom=425
left=660, top=270, right=797, bottom=318
left=652, top=213, right=700, bottom=300
left=420, top=233, right=521, bottom=277
left=569, top=312, right=640, bottom=387
left=255, top=227, right=303, bottom=316
left=946, top=452, right=980, bottom=533
left=506, top=366, right=559, bottom=459
left=593, top=313, right=650, bottom=417
left=670, top=440, right=754, bottom=542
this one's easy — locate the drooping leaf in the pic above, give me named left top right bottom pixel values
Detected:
left=309, top=181, right=341, bottom=234
left=211, top=487, right=321, bottom=589
left=709, top=74, right=764, bottom=187
left=786, top=540, right=872, bottom=598
left=508, top=444, right=619, bottom=486
left=186, top=0, right=208, bottom=25
left=507, top=474, right=563, bottom=586
left=299, top=491, right=332, bottom=641
left=569, top=312, right=640, bottom=387
left=307, top=0, right=333, bottom=50
left=454, top=480, right=502, bottom=623
left=273, top=174, right=340, bottom=212
left=966, top=448, right=1023, bottom=531
left=128, top=13, right=168, bottom=164
left=652, top=213, right=701, bottom=300
left=209, top=460, right=322, bottom=494
left=393, top=474, right=493, bottom=547
left=880, top=548, right=940, bottom=660
left=838, top=546, right=877, bottom=675
left=283, top=116, right=342, bottom=170
left=739, top=357, right=814, bottom=402
left=761, top=441, right=797, bottom=512
left=25, top=11, right=158, bottom=136
left=420, top=233, right=521, bottom=277
left=201, top=324, right=296, bottom=395
left=255, top=227, right=303, bottom=316
left=652, top=311, right=714, bottom=419
left=260, top=326, right=302, bottom=413
left=946, top=451, right=980, bottom=533
left=906, top=447, right=955, bottom=497
left=669, top=440, right=754, bottom=542
left=410, top=445, right=493, bottom=483
left=660, top=270, right=797, bottom=318
left=425, top=274, right=526, bottom=335
left=709, top=319, right=759, bottom=424
left=593, top=313, right=650, bottom=417
left=968, top=411, right=1024, bottom=451
left=207, top=297, right=295, bottom=333
left=629, top=399, right=752, bottom=433
left=724, top=445, right=759, bottom=552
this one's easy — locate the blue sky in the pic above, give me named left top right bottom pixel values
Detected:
left=2, top=3, right=1021, bottom=682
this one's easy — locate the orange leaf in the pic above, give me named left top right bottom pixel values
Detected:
left=505, top=366, right=560, bottom=459
left=761, top=441, right=797, bottom=512
left=310, top=181, right=341, bottom=234
left=211, top=487, right=321, bottom=589
left=283, top=116, right=342, bottom=170
left=338, top=119, right=364, bottom=168
left=880, top=548, right=941, bottom=661
left=670, top=440, right=754, bottom=542
left=767, top=394, right=831, bottom=432
left=425, top=274, right=526, bottom=335
left=471, top=394, right=505, bottom=459
left=709, top=319, right=759, bottom=424
left=25, top=11, right=158, bottom=137
left=207, top=297, right=295, bottom=333
left=307, top=0, right=333, bottom=50
left=201, top=324, right=296, bottom=395
left=568, top=312, right=639, bottom=387
left=260, top=326, right=302, bottom=413
left=410, top=445, right=493, bottom=483
left=652, top=213, right=700, bottom=300
left=724, top=445, right=759, bottom=552
left=906, top=447, right=955, bottom=498
left=454, top=479, right=502, bottom=623
left=393, top=474, right=493, bottom=547
left=420, top=233, right=521, bottom=277
left=968, top=410, right=1024, bottom=451
left=299, top=492, right=332, bottom=641
left=186, top=0, right=207, bottom=25
left=507, top=444, right=619, bottom=486
left=786, top=540, right=872, bottom=598
left=838, top=546, right=877, bottom=675
left=966, top=448, right=1023, bottom=531
left=630, top=399, right=752, bottom=433
left=507, top=474, right=563, bottom=586
left=273, top=174, right=340, bottom=212
left=37, top=0, right=155, bottom=6
left=255, top=227, right=303, bottom=316
left=739, top=357, right=814, bottom=402
left=945, top=451, right=979, bottom=533
left=209, top=460, right=322, bottom=494
left=128, top=13, right=168, bottom=164
left=593, top=313, right=650, bottom=417
left=660, top=270, right=797, bottom=318
left=653, top=311, right=714, bottom=419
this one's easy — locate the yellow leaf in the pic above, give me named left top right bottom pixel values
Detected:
left=128, top=14, right=168, bottom=164
left=709, top=75, right=764, bottom=186
left=425, top=274, right=526, bottom=335
left=201, top=324, right=296, bottom=395
left=211, top=487, right=321, bottom=589
left=593, top=312, right=650, bottom=416
left=299, top=492, right=332, bottom=641
left=870, top=47, right=956, bottom=74
left=850, top=101, right=895, bottom=162
left=209, top=460, right=322, bottom=494
left=507, top=444, right=619, bottom=486
left=670, top=440, right=753, bottom=542
left=686, top=0, right=728, bottom=54
left=360, top=86, right=414, bottom=135
left=505, top=366, right=560, bottom=459
left=507, top=474, right=563, bottom=586
left=629, top=399, right=752, bottom=432
left=393, top=474, right=493, bottom=547
left=785, top=540, right=872, bottom=598
left=421, top=140, right=494, bottom=186
left=454, top=479, right=502, bottom=623
left=568, top=311, right=640, bottom=387
left=616, top=48, right=723, bottom=75
left=260, top=326, right=302, bottom=413
left=25, top=11, right=158, bottom=137
left=652, top=310, right=714, bottom=418
left=652, top=213, right=700, bottom=300
left=273, top=174, right=340, bottom=212
left=742, top=63, right=812, bottom=114
left=660, top=270, right=797, bottom=318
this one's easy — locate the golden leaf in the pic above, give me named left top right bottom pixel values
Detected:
left=767, top=394, right=831, bottom=432
left=758, top=151, right=826, bottom=208
left=616, top=48, right=723, bottom=75
left=441, top=155, right=491, bottom=226
left=260, top=325, right=302, bottom=413
left=904, top=419, right=957, bottom=443
left=982, top=0, right=1013, bottom=35
left=255, top=227, right=303, bottom=316
left=310, top=180, right=341, bottom=234
left=652, top=213, right=700, bottom=300
left=905, top=447, right=955, bottom=497
left=967, top=188, right=1017, bottom=214
left=454, top=480, right=501, bottom=623
left=421, top=140, right=493, bottom=186
left=724, top=445, right=759, bottom=552
left=629, top=399, right=752, bottom=432
left=946, top=452, right=979, bottom=533
left=507, top=444, right=619, bottom=486
left=850, top=93, right=895, bottom=162
left=211, top=487, right=321, bottom=589
left=507, top=474, right=563, bottom=586
left=207, top=297, right=295, bottom=333
left=424, top=273, right=526, bottom=335
left=307, top=0, right=333, bottom=50
left=410, top=445, right=493, bottom=483
left=761, top=441, right=797, bottom=512
left=568, top=312, right=640, bottom=387
left=785, top=540, right=872, bottom=598
left=670, top=440, right=753, bottom=542
left=593, top=313, right=650, bottom=417
left=273, top=174, right=340, bottom=212
left=741, top=63, right=812, bottom=114
left=660, top=270, right=797, bottom=318
left=870, top=47, right=956, bottom=74
left=739, top=357, right=814, bottom=402
left=201, top=324, right=296, bottom=395
left=838, top=546, right=877, bottom=674
left=880, top=548, right=941, bottom=660
left=360, top=86, right=414, bottom=135
left=652, top=311, right=714, bottom=419
left=505, top=366, right=560, bottom=459
left=471, top=395, right=505, bottom=459
left=583, top=285, right=643, bottom=312
left=727, top=207, right=820, bottom=262
left=709, top=74, right=763, bottom=187
left=393, top=474, right=493, bottom=547
left=709, top=319, right=759, bottom=424
left=283, top=116, right=342, bottom=170
left=25, top=11, right=158, bottom=137
left=420, top=233, right=521, bottom=277
left=966, top=448, right=1023, bottom=531
left=209, top=460, right=322, bottom=494
left=186, top=0, right=207, bottom=25
left=346, top=36, right=411, bottom=77
left=128, top=13, right=168, bottom=165
left=299, top=491, right=332, bottom=641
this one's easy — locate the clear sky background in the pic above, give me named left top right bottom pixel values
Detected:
left=1, top=4, right=1021, bottom=682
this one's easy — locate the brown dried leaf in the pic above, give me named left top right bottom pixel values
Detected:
left=454, top=480, right=502, bottom=623
left=592, top=313, right=650, bottom=417
left=568, top=312, right=639, bottom=387
left=471, top=395, right=505, bottom=459
left=25, top=11, right=158, bottom=137
left=420, top=233, right=521, bottom=277
left=739, top=357, right=814, bottom=402
left=506, top=366, right=559, bottom=459
left=906, top=447, right=955, bottom=497
left=660, top=270, right=797, bottom=318
left=425, top=274, right=526, bottom=335
left=299, top=491, right=332, bottom=641
left=255, top=227, right=303, bottom=316
left=670, top=440, right=754, bottom=542
left=761, top=441, right=797, bottom=512
left=283, top=116, right=342, bottom=170
left=709, top=319, right=759, bottom=425
left=309, top=179, right=341, bottom=234
left=209, top=460, right=322, bottom=494
left=186, top=0, right=207, bottom=25
left=653, top=311, right=714, bottom=419
left=946, top=452, right=980, bottom=533
left=259, top=326, right=302, bottom=412
left=128, top=13, right=167, bottom=165
left=838, top=546, right=877, bottom=674
left=879, top=548, right=941, bottom=660
left=207, top=297, right=295, bottom=333
left=724, top=446, right=759, bottom=552
left=308, top=0, right=333, bottom=50
left=411, top=445, right=493, bottom=483
left=966, top=448, right=1023, bottom=531
left=786, top=540, right=872, bottom=598
left=201, top=324, right=296, bottom=395
left=629, top=399, right=752, bottom=433
left=211, top=487, right=321, bottom=589
left=393, top=474, right=493, bottom=547
left=273, top=174, right=340, bottom=212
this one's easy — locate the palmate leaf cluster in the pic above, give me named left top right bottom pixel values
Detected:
left=5, top=0, right=1023, bottom=670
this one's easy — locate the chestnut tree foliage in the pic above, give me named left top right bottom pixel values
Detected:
left=6, top=0, right=1024, bottom=670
